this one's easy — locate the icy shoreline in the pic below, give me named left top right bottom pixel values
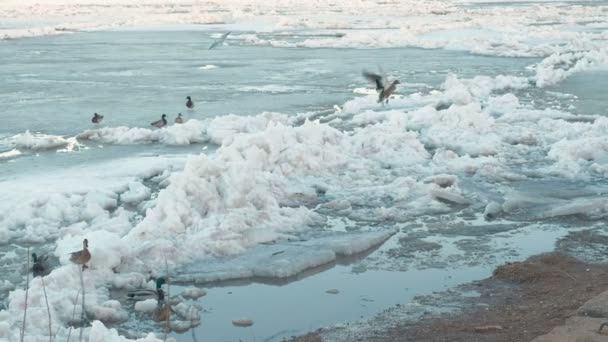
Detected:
left=2, top=67, right=607, bottom=340
left=1, top=1, right=607, bottom=340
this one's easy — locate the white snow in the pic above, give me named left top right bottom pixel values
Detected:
left=535, top=47, right=608, bottom=87
left=6, top=130, right=76, bottom=151
left=0, top=155, right=185, bottom=243
left=77, top=119, right=207, bottom=145
left=0, top=149, right=21, bottom=160
left=134, top=299, right=158, bottom=312
left=120, top=182, right=151, bottom=205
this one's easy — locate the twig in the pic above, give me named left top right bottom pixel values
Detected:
left=164, top=259, right=170, bottom=342
left=561, top=270, right=577, bottom=281
left=78, top=267, right=85, bottom=342
left=20, top=247, right=31, bottom=342
left=66, top=289, right=81, bottom=342
left=190, top=307, right=198, bottom=342
left=41, top=277, right=53, bottom=342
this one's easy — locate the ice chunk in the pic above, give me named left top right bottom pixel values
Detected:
left=180, top=288, right=207, bottom=300
left=120, top=182, right=151, bottom=205
left=173, top=230, right=395, bottom=283
left=134, top=299, right=158, bottom=312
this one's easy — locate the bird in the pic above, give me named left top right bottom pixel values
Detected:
left=209, top=32, right=231, bottom=50
left=175, top=113, right=184, bottom=124
left=31, top=253, right=49, bottom=277
left=91, top=113, right=104, bottom=124
left=362, top=71, right=400, bottom=104
left=151, top=114, right=167, bottom=128
left=69, top=239, right=91, bottom=270
left=186, top=96, right=194, bottom=109
left=127, top=277, right=167, bottom=301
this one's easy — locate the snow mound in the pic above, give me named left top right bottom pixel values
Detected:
left=7, top=130, right=77, bottom=151
left=535, top=47, right=608, bottom=87
left=77, top=119, right=207, bottom=146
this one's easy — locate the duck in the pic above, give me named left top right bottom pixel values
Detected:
left=175, top=113, right=184, bottom=124
left=151, top=114, right=167, bottom=128
left=186, top=96, right=194, bottom=109
left=209, top=32, right=231, bottom=50
left=362, top=71, right=400, bottom=104
left=127, top=277, right=166, bottom=301
left=69, top=238, right=91, bottom=270
left=31, top=253, right=49, bottom=276
left=91, top=113, right=104, bottom=124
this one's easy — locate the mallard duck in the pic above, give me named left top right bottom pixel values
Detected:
left=362, top=71, right=400, bottom=104
left=186, top=96, right=194, bottom=109
left=209, top=32, right=231, bottom=50
left=175, top=113, right=184, bottom=124
left=32, top=253, right=49, bottom=276
left=127, top=277, right=166, bottom=301
left=69, top=238, right=91, bottom=270
left=151, top=114, right=167, bottom=128
left=91, top=113, right=104, bottom=124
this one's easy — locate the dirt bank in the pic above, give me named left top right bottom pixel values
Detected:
left=293, top=251, right=608, bottom=341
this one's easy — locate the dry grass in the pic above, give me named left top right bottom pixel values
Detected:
left=41, top=276, right=53, bottom=342
left=163, top=259, right=171, bottom=342
left=66, top=289, right=81, bottom=342
left=20, top=248, right=31, bottom=342
left=78, top=267, right=85, bottom=342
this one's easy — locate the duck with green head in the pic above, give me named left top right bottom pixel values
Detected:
left=127, top=277, right=166, bottom=301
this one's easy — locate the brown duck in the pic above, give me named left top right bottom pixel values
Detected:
left=70, top=238, right=91, bottom=270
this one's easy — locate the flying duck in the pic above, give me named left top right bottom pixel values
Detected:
left=209, top=32, right=231, bottom=50
left=186, top=96, right=194, bottom=109
left=91, top=113, right=104, bottom=124
left=175, top=113, right=184, bottom=124
left=70, top=239, right=91, bottom=270
left=151, top=114, right=167, bottom=128
left=363, top=71, right=400, bottom=104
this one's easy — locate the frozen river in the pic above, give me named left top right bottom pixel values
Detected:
left=0, top=0, right=607, bottom=341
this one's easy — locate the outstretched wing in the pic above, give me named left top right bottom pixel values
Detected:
left=220, top=31, right=231, bottom=40
left=362, top=71, right=384, bottom=91
left=209, top=32, right=231, bottom=50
